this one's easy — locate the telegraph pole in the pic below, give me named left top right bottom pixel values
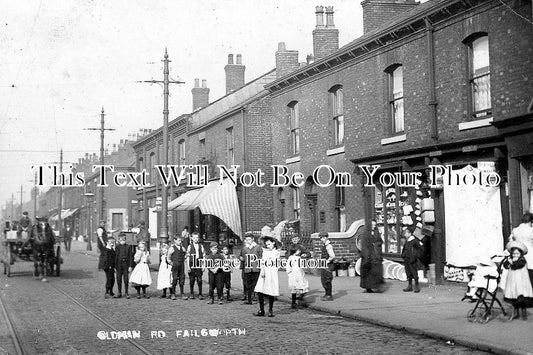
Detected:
left=84, top=108, right=115, bottom=225
left=33, top=171, right=38, bottom=219
left=58, top=149, right=63, bottom=239
left=139, top=49, right=184, bottom=245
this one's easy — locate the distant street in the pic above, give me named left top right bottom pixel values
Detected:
left=0, top=241, right=489, bottom=355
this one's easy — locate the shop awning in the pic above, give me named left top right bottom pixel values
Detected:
left=49, top=208, right=79, bottom=221
left=168, top=178, right=242, bottom=238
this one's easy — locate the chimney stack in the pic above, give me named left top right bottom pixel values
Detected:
left=192, top=78, right=210, bottom=111
left=313, top=6, right=339, bottom=60
left=224, top=53, right=245, bottom=94
left=361, top=0, right=419, bottom=34
left=275, top=42, right=299, bottom=79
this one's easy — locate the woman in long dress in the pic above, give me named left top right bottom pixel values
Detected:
left=254, top=227, right=281, bottom=317
left=129, top=241, right=152, bottom=299
left=360, top=220, right=385, bottom=293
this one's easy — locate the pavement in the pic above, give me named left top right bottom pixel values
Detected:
left=73, top=241, right=533, bottom=355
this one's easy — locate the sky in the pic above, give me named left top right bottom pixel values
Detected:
left=0, top=0, right=369, bottom=215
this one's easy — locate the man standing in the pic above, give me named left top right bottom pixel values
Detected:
left=181, top=226, right=191, bottom=248
left=136, top=220, right=151, bottom=245
left=97, top=220, right=108, bottom=270
left=62, top=223, right=73, bottom=251
left=18, top=211, right=32, bottom=238
left=186, top=232, right=205, bottom=300
left=319, top=232, right=335, bottom=301
left=239, top=233, right=262, bottom=304
left=510, top=213, right=533, bottom=286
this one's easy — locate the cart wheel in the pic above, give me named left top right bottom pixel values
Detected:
left=55, top=246, right=61, bottom=277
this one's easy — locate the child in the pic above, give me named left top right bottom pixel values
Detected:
left=503, top=241, right=533, bottom=321
left=401, top=228, right=423, bottom=293
left=221, top=245, right=233, bottom=302
left=114, top=233, right=134, bottom=299
left=129, top=241, right=152, bottom=299
left=463, top=256, right=498, bottom=301
left=103, top=238, right=116, bottom=299
left=286, top=248, right=309, bottom=309
left=254, top=227, right=281, bottom=317
left=167, top=236, right=187, bottom=300
left=207, top=242, right=225, bottom=305
left=156, top=243, right=172, bottom=299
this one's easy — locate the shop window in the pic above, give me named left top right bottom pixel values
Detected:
left=292, top=187, right=300, bottom=220
left=372, top=169, right=430, bottom=255
left=386, top=65, right=404, bottom=134
left=330, top=86, right=344, bottom=146
left=465, top=33, right=491, bottom=119
left=112, top=213, right=123, bottom=230
left=288, top=101, right=300, bottom=156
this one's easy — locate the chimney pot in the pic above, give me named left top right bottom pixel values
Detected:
left=306, top=54, right=315, bottom=64
left=225, top=53, right=245, bottom=94
left=201, top=79, right=207, bottom=88
left=325, top=6, right=335, bottom=27
left=194, top=78, right=200, bottom=87
left=315, top=6, right=324, bottom=28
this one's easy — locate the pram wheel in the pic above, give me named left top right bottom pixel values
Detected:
left=467, top=308, right=484, bottom=322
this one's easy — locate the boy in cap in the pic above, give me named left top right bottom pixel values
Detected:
left=114, top=233, right=134, bottom=299
left=167, top=235, right=187, bottom=300
left=319, top=232, right=335, bottom=301
left=206, top=242, right=225, bottom=305
left=239, top=233, right=262, bottom=304
left=401, top=228, right=423, bottom=293
left=221, top=244, right=234, bottom=301
left=186, top=232, right=206, bottom=299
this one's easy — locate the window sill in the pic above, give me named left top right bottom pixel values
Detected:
left=381, top=134, right=406, bottom=145
left=285, top=156, right=301, bottom=164
left=458, top=117, right=493, bottom=131
left=326, top=146, right=345, bottom=156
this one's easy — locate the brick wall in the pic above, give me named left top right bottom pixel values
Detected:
left=312, top=28, right=339, bottom=60
left=361, top=0, right=419, bottom=34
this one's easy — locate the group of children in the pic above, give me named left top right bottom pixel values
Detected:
left=101, top=232, right=235, bottom=305
left=101, top=234, right=152, bottom=299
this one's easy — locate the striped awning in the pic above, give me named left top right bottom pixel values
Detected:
left=49, top=208, right=79, bottom=221
left=168, top=178, right=242, bottom=238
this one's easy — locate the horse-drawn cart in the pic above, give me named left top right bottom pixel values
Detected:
left=1, top=228, right=62, bottom=278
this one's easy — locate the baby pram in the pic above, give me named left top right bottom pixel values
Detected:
left=463, top=255, right=508, bottom=323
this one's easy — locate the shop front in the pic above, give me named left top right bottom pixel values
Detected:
left=357, top=143, right=510, bottom=284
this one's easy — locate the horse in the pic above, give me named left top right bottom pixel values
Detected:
left=28, top=220, right=56, bottom=281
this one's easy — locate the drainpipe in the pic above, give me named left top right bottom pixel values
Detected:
left=425, top=18, right=438, bottom=140
left=240, top=107, right=247, bottom=234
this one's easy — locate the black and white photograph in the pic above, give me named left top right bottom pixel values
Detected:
left=1, top=0, right=532, bottom=354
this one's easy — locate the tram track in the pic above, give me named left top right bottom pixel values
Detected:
left=0, top=290, right=26, bottom=355
left=46, top=281, right=154, bottom=355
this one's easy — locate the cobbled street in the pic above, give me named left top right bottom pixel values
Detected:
left=0, top=242, right=489, bottom=355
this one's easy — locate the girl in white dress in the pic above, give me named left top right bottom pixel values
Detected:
left=130, top=241, right=152, bottom=299
left=157, top=244, right=172, bottom=298
left=287, top=248, right=309, bottom=309
left=504, top=241, right=533, bottom=321
left=254, top=227, right=281, bottom=317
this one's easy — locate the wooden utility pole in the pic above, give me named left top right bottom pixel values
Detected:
left=84, top=108, right=115, bottom=225
left=138, top=49, right=184, bottom=245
